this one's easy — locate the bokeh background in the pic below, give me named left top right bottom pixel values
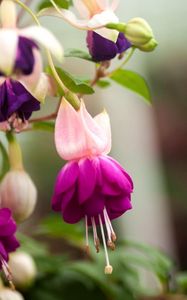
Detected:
left=17, top=0, right=187, bottom=274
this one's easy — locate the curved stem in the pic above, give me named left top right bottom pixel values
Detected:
left=107, top=47, right=136, bottom=77
left=13, top=0, right=39, bottom=25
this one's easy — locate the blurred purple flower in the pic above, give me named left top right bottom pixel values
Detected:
left=87, top=31, right=131, bottom=61
left=0, top=208, right=19, bottom=286
left=0, top=79, right=40, bottom=122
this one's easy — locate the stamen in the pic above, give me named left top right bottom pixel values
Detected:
left=1, top=257, right=15, bottom=290
left=91, top=217, right=100, bottom=253
left=85, top=215, right=89, bottom=254
left=98, top=215, right=113, bottom=275
left=104, top=208, right=117, bottom=242
left=103, top=209, right=115, bottom=251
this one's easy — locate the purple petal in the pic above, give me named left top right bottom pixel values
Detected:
left=52, top=187, right=75, bottom=212
left=99, top=156, right=133, bottom=194
left=1, top=235, right=20, bottom=253
left=106, top=195, right=132, bottom=220
left=15, top=36, right=38, bottom=75
left=87, top=31, right=131, bottom=62
left=78, top=158, right=96, bottom=204
left=0, top=79, right=40, bottom=122
left=83, top=189, right=105, bottom=218
left=0, top=241, right=8, bottom=261
left=54, top=162, right=79, bottom=195
left=62, top=197, right=83, bottom=224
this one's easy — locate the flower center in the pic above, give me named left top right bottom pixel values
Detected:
left=85, top=207, right=116, bottom=274
left=82, top=0, right=101, bottom=17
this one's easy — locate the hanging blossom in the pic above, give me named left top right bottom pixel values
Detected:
left=39, top=0, right=131, bottom=62
left=0, top=208, right=20, bottom=287
left=0, top=0, right=63, bottom=129
left=52, top=99, right=133, bottom=274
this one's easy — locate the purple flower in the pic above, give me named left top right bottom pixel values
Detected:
left=14, top=36, right=38, bottom=76
left=0, top=208, right=19, bottom=285
left=0, top=79, right=40, bottom=122
left=87, top=31, right=131, bottom=62
left=52, top=99, right=133, bottom=274
left=52, top=156, right=133, bottom=224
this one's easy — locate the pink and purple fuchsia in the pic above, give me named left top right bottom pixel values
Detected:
left=52, top=99, right=133, bottom=274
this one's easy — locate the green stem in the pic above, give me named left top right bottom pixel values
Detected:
left=6, top=132, right=23, bottom=171
left=13, top=0, right=80, bottom=111
left=108, top=47, right=136, bottom=77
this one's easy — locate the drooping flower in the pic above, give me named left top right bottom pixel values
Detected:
left=52, top=99, right=133, bottom=274
left=0, top=0, right=63, bottom=126
left=0, top=208, right=20, bottom=286
left=39, top=0, right=131, bottom=62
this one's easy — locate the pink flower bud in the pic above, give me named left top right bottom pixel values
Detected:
left=0, top=289, right=24, bottom=300
left=9, top=252, right=37, bottom=289
left=0, top=170, right=37, bottom=223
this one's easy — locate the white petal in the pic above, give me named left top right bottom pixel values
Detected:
left=110, top=0, right=119, bottom=11
left=38, top=7, right=90, bottom=29
left=73, top=0, right=90, bottom=18
left=18, top=49, right=43, bottom=91
left=96, top=0, right=109, bottom=10
left=0, top=29, right=18, bottom=75
left=0, top=0, right=17, bottom=28
left=88, top=9, right=118, bottom=28
left=20, top=26, right=63, bottom=62
left=31, top=73, right=49, bottom=102
left=94, top=27, right=119, bottom=42
left=94, top=110, right=111, bottom=154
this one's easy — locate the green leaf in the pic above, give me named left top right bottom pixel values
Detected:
left=37, top=214, right=84, bottom=247
left=54, top=67, right=94, bottom=95
left=0, top=141, right=9, bottom=180
left=37, top=0, right=72, bottom=11
left=110, top=69, right=151, bottom=103
left=64, top=49, right=93, bottom=62
left=17, top=233, right=49, bottom=257
left=32, top=121, right=55, bottom=132
left=97, top=79, right=111, bottom=89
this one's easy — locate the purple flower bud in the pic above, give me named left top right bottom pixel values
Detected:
left=0, top=79, right=40, bottom=122
left=86, top=31, right=131, bottom=62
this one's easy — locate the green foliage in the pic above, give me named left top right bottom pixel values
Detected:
left=37, top=0, right=72, bottom=11
left=47, top=66, right=94, bottom=95
left=0, top=141, right=9, bottom=180
left=176, top=273, right=187, bottom=294
left=110, top=69, right=151, bottom=103
left=36, top=214, right=84, bottom=247
left=97, top=79, right=111, bottom=88
left=32, top=121, right=55, bottom=132
left=64, top=49, right=93, bottom=62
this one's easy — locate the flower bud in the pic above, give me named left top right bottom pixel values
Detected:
left=8, top=252, right=37, bottom=289
left=124, top=17, right=157, bottom=50
left=0, top=289, right=24, bottom=300
left=138, top=38, right=158, bottom=52
left=0, top=170, right=37, bottom=223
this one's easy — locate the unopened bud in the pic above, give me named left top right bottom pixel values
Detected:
left=9, top=252, right=37, bottom=289
left=0, top=170, right=37, bottom=223
left=0, top=289, right=24, bottom=300
left=138, top=38, right=158, bottom=52
left=125, top=18, right=157, bottom=50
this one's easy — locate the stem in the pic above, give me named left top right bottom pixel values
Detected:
left=13, top=0, right=39, bottom=25
left=6, top=132, right=23, bottom=170
left=107, top=47, right=136, bottom=77
left=17, top=0, right=34, bottom=23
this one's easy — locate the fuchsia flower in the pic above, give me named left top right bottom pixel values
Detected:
left=52, top=99, right=133, bottom=274
left=0, top=0, right=63, bottom=126
left=0, top=208, right=19, bottom=286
